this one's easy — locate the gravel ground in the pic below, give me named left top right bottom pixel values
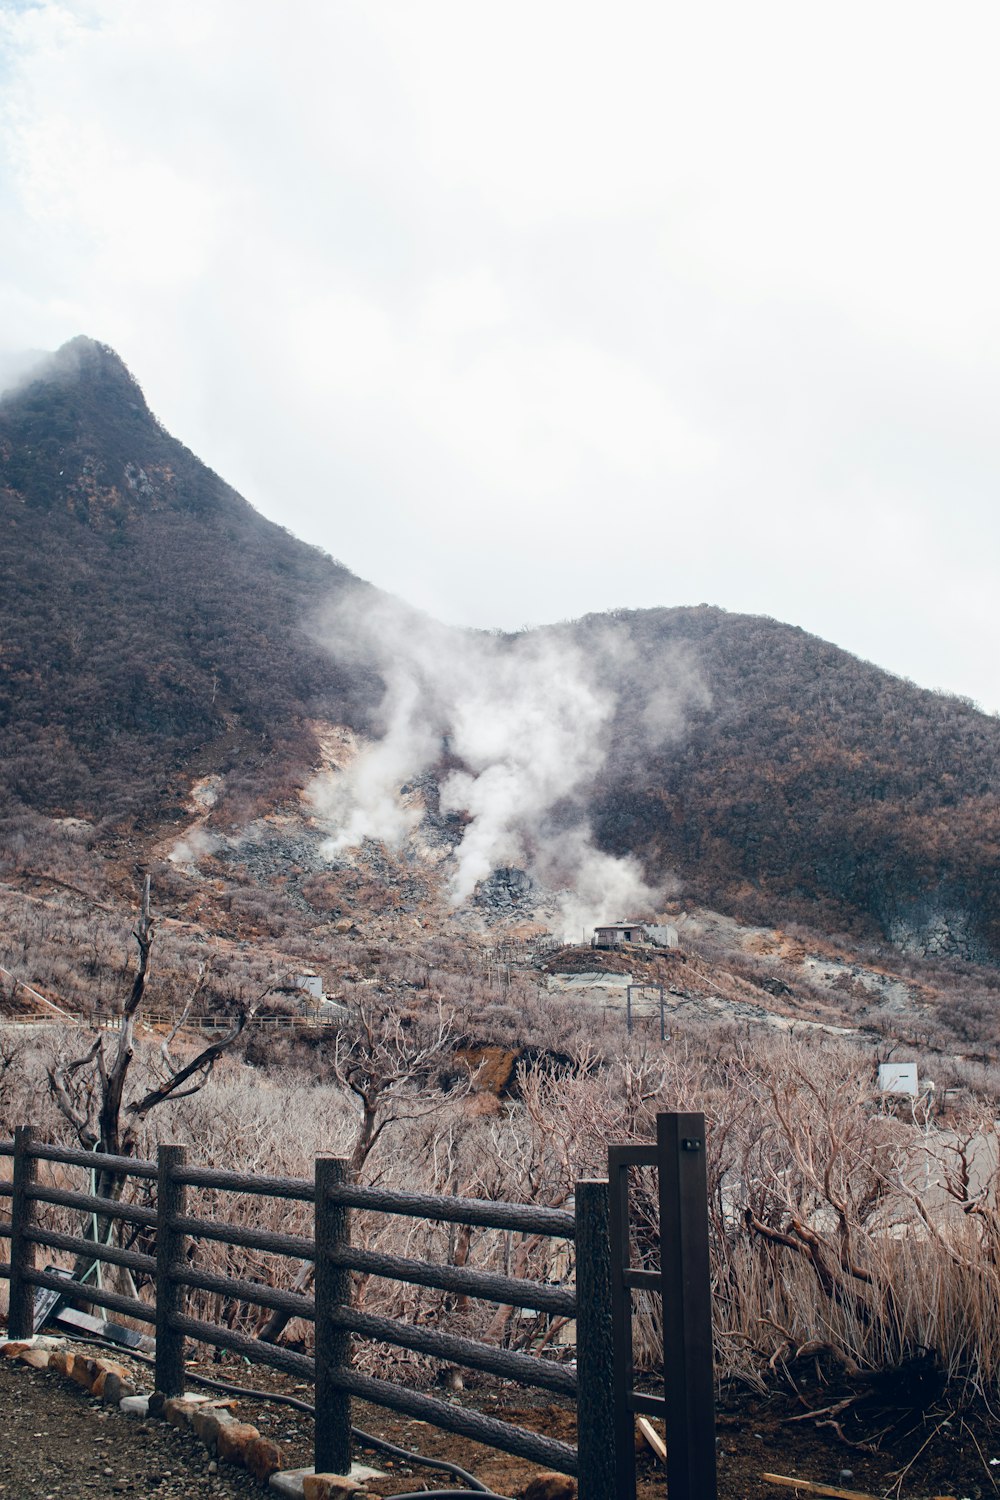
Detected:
left=5, top=1340, right=996, bottom=1498
left=0, top=1349, right=572, bottom=1500
left=0, top=1358, right=268, bottom=1499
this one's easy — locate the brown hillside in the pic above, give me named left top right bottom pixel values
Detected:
left=4, top=338, right=1000, bottom=961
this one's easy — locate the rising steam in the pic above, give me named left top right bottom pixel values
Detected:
left=308, top=593, right=706, bottom=931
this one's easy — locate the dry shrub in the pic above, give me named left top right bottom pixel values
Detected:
left=4, top=1016, right=1000, bottom=1405
left=700, top=1037, right=1000, bottom=1402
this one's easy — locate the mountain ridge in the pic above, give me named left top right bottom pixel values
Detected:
left=3, top=337, right=1000, bottom=962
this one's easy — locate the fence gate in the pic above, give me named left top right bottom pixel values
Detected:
left=609, top=1110, right=717, bottom=1500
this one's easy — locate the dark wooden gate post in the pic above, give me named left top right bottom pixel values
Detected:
left=155, top=1144, right=187, bottom=1396
left=607, top=1146, right=639, bottom=1500
left=8, top=1125, right=37, bottom=1339
left=574, top=1178, right=616, bottom=1500
left=314, top=1156, right=352, bottom=1475
left=657, top=1110, right=717, bottom=1500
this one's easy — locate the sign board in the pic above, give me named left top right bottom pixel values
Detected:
left=878, top=1061, right=918, bottom=1096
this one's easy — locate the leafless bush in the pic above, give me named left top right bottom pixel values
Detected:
left=6, top=996, right=1000, bottom=1404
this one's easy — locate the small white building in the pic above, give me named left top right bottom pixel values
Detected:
left=273, top=972, right=326, bottom=1010
left=645, top=924, right=679, bottom=949
left=295, top=973, right=324, bottom=1000
left=591, top=921, right=678, bottom=950
left=592, top=923, right=648, bottom=950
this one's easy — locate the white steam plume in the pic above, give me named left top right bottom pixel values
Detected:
left=168, top=826, right=221, bottom=865
left=316, top=671, right=440, bottom=855
left=534, top=827, right=669, bottom=939
left=309, top=593, right=704, bottom=928
left=437, top=627, right=611, bottom=899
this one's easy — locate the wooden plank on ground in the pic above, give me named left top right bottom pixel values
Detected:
left=636, top=1416, right=666, bottom=1463
left=762, top=1475, right=879, bottom=1500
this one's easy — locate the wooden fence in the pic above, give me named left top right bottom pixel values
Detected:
left=0, top=1012, right=341, bottom=1032
left=0, top=1117, right=718, bottom=1500
left=608, top=1114, right=717, bottom=1499
left=0, top=1128, right=614, bottom=1496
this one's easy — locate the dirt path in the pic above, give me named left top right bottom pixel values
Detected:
left=0, top=1359, right=262, bottom=1498
left=2, top=1348, right=998, bottom=1499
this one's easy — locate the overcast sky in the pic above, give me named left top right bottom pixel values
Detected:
left=2, top=1, right=999, bottom=710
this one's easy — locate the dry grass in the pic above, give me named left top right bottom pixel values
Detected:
left=2, top=1017, right=1000, bottom=1405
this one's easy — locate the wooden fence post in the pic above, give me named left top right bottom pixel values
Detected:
left=156, top=1144, right=187, bottom=1396
left=8, top=1125, right=37, bottom=1339
left=575, top=1178, right=616, bottom=1500
left=607, top=1149, right=639, bottom=1500
left=314, top=1156, right=352, bottom=1475
left=657, top=1111, right=717, bottom=1500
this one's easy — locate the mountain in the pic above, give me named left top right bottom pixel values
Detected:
left=3, top=337, right=1000, bottom=962
left=0, top=338, right=379, bottom=829
left=582, top=607, right=1000, bottom=959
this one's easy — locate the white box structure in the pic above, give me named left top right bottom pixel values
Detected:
left=878, top=1061, right=918, bottom=1096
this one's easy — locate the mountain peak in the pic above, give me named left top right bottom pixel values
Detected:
left=26, top=336, right=152, bottom=414
left=0, top=336, right=174, bottom=522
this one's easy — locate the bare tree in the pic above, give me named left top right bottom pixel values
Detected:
left=45, top=877, right=264, bottom=1260
left=259, top=996, right=474, bottom=1343
left=0, top=1029, right=25, bottom=1111
left=731, top=1051, right=909, bottom=1383
left=332, top=998, right=472, bottom=1174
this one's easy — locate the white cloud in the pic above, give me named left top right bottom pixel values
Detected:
left=2, top=1, right=1000, bottom=709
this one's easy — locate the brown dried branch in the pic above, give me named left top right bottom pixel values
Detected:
left=127, top=987, right=267, bottom=1121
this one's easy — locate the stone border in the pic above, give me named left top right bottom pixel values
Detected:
left=0, top=1336, right=384, bottom=1499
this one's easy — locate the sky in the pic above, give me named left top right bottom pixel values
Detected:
left=2, top=1, right=999, bottom=711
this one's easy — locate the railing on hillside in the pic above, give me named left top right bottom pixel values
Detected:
left=93, top=1011, right=342, bottom=1032
left=0, top=1012, right=341, bottom=1031
left=0, top=1129, right=613, bottom=1496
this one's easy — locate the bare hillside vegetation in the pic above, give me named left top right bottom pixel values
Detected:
left=5, top=339, right=1000, bottom=958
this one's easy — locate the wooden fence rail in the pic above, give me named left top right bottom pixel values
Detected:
left=0, top=1130, right=613, bottom=1495
left=0, top=1013, right=341, bottom=1031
